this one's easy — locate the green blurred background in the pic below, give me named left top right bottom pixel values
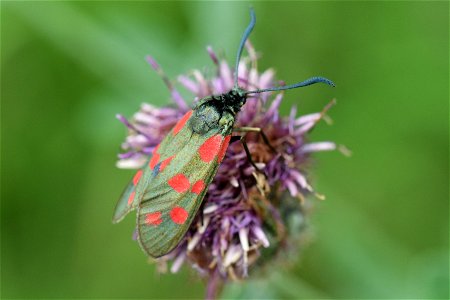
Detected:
left=2, top=1, right=448, bottom=299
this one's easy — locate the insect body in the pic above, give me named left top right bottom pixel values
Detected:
left=113, top=9, right=334, bottom=258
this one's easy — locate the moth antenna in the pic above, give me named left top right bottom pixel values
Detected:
left=234, top=8, right=256, bottom=89
left=245, top=76, right=335, bottom=94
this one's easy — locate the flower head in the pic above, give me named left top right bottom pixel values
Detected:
left=117, top=42, right=338, bottom=297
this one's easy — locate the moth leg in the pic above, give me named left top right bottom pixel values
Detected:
left=239, top=135, right=267, bottom=177
left=199, top=198, right=207, bottom=226
left=233, top=127, right=277, bottom=153
left=230, top=135, right=242, bottom=144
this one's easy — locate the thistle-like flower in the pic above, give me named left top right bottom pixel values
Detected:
left=116, top=42, right=339, bottom=299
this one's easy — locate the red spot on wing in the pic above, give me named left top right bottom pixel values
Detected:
left=133, top=170, right=143, bottom=186
left=153, top=143, right=161, bottom=154
left=160, top=155, right=175, bottom=172
left=145, top=212, right=162, bottom=226
left=168, top=174, right=190, bottom=193
left=127, top=191, right=136, bottom=205
left=149, top=152, right=160, bottom=170
left=217, top=135, right=231, bottom=163
left=149, top=143, right=162, bottom=170
left=170, top=206, right=188, bottom=224
left=198, top=135, right=223, bottom=163
left=191, top=180, right=205, bottom=195
left=172, top=110, right=193, bottom=136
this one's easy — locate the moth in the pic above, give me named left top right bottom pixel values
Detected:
left=113, top=9, right=334, bottom=258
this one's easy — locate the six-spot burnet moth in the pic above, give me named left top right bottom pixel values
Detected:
left=113, top=8, right=334, bottom=258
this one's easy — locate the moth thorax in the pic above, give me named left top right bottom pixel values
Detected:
left=190, top=104, right=221, bottom=135
left=218, top=111, right=235, bottom=132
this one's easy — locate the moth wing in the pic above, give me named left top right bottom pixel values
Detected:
left=112, top=156, right=156, bottom=223
left=113, top=110, right=195, bottom=223
left=136, top=127, right=231, bottom=258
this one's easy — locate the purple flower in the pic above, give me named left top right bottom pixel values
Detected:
left=117, top=42, right=341, bottom=298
